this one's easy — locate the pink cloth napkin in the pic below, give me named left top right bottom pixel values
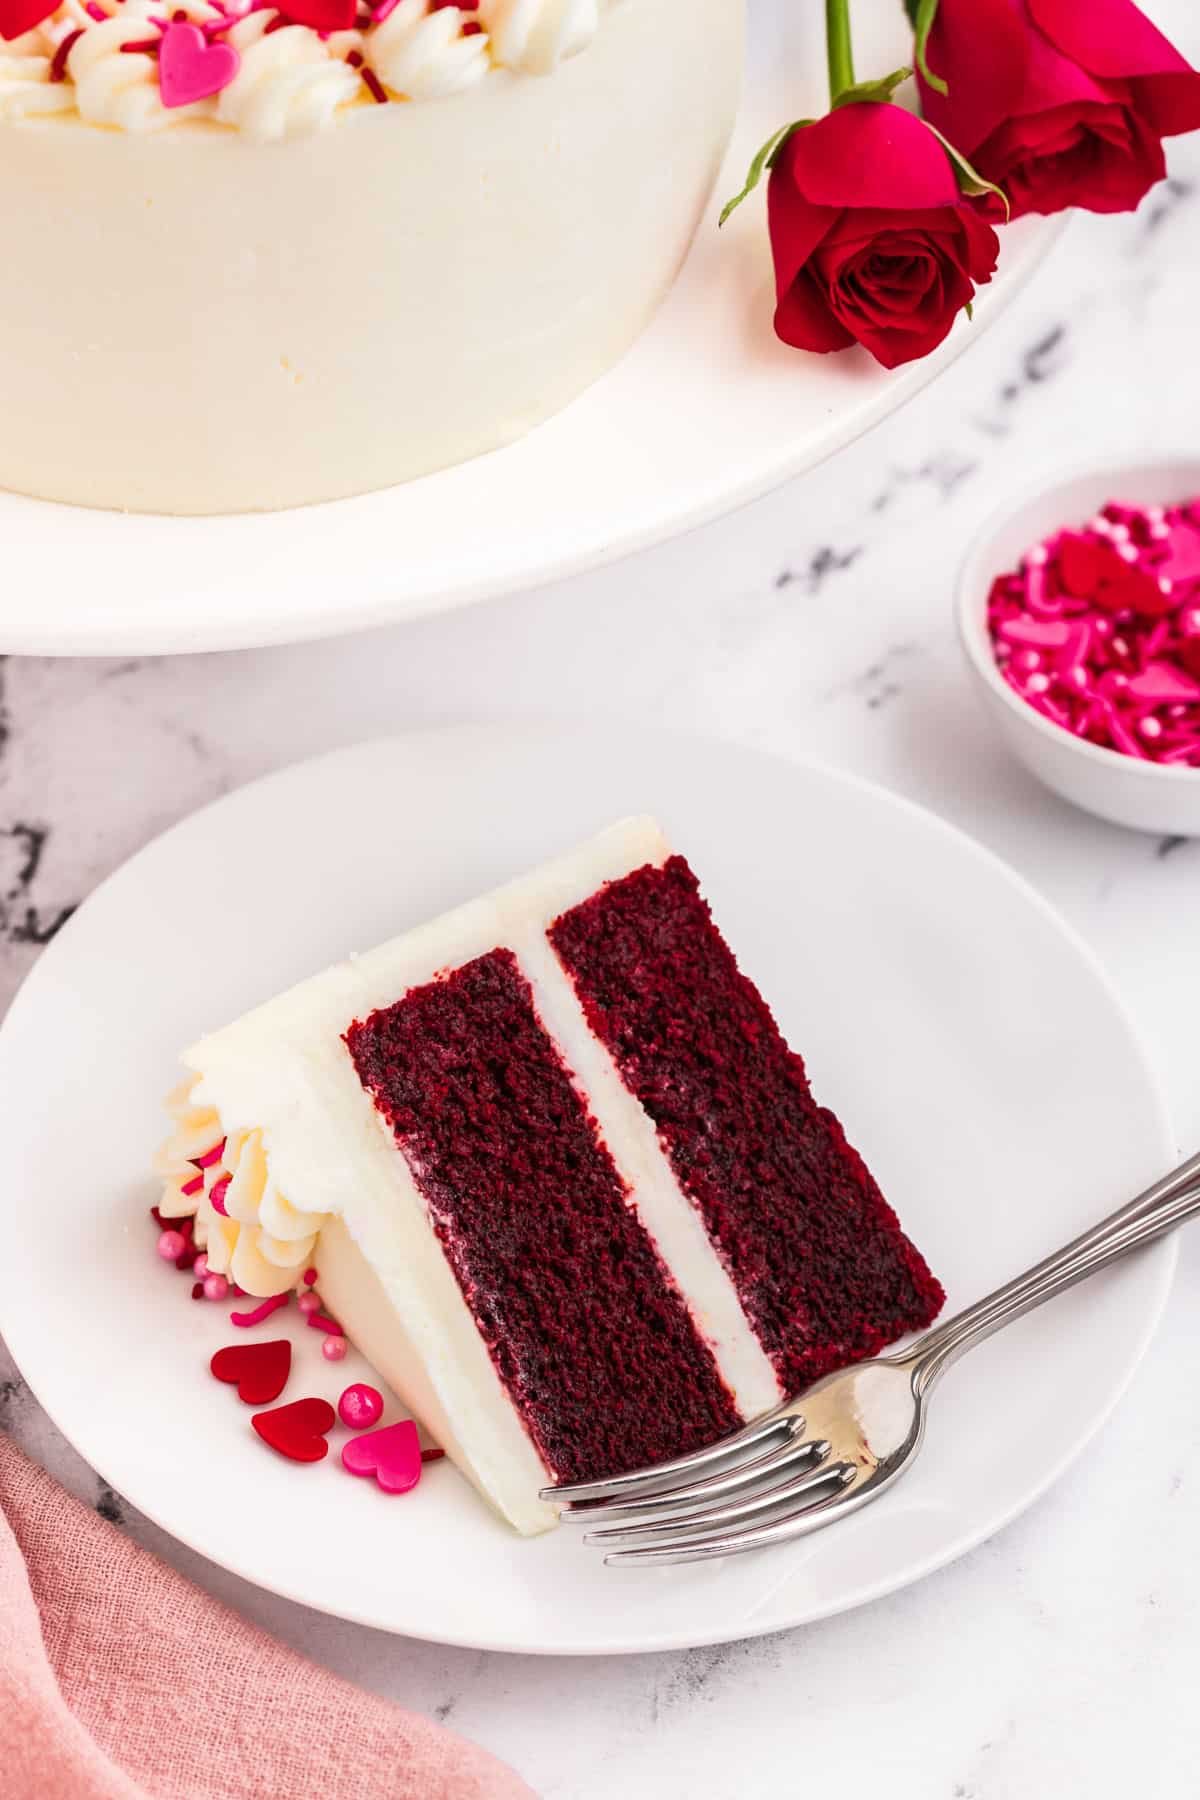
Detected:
left=0, top=1434, right=535, bottom=1800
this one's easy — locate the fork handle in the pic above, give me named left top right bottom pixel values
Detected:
left=906, top=1148, right=1200, bottom=1392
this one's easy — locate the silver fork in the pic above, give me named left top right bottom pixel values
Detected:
left=544, top=1148, right=1200, bottom=1565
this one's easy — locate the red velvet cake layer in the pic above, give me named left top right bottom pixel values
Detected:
left=549, top=858, right=945, bottom=1395
left=344, top=948, right=742, bottom=1483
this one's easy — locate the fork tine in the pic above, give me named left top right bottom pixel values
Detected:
left=583, top=1459, right=857, bottom=1547
left=602, top=1472, right=868, bottom=1566
left=560, top=1434, right=831, bottom=1524
left=541, top=1410, right=799, bottom=1506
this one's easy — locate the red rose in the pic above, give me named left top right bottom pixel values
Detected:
left=767, top=102, right=1000, bottom=371
left=917, top=0, right=1200, bottom=219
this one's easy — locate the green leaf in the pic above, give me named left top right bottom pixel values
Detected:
left=832, top=65, right=912, bottom=109
left=900, top=0, right=919, bottom=25
left=964, top=299, right=974, bottom=321
left=924, top=121, right=1011, bottom=218
left=718, top=121, right=807, bottom=227
left=912, top=0, right=947, bottom=96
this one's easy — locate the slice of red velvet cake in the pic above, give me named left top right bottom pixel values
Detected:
left=157, top=819, right=943, bottom=1534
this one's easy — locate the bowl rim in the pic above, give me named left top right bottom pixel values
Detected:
left=956, top=453, right=1200, bottom=787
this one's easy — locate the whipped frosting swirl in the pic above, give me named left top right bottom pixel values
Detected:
left=479, top=0, right=599, bottom=74
left=367, top=0, right=489, bottom=101
left=156, top=1077, right=326, bottom=1297
left=0, top=34, right=73, bottom=119
left=67, top=1, right=207, bottom=129
left=218, top=11, right=359, bottom=140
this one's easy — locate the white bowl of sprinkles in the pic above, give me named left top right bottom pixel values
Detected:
left=958, top=456, right=1200, bottom=837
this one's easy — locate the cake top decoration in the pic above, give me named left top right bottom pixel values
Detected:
left=0, top=0, right=615, bottom=138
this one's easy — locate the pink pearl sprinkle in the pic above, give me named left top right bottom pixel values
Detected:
left=297, top=1291, right=321, bottom=1316
left=203, top=1273, right=229, bottom=1301
left=338, top=1383, right=383, bottom=1429
left=157, top=1229, right=187, bottom=1261
left=321, top=1334, right=348, bottom=1363
left=193, top=1253, right=209, bottom=1280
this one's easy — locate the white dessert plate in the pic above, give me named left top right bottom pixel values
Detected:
left=0, top=6, right=1060, bottom=657
left=0, top=724, right=1174, bottom=1654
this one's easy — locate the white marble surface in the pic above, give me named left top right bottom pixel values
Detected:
left=5, top=98, right=1200, bottom=1800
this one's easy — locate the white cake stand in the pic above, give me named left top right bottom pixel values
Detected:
left=0, top=5, right=1060, bottom=655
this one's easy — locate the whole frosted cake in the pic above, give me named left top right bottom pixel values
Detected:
left=0, top=0, right=744, bottom=513
left=156, top=820, right=943, bottom=1534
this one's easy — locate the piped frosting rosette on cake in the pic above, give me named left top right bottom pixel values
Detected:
left=155, top=1078, right=325, bottom=1296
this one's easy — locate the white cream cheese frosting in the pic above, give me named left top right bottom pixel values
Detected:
left=366, top=0, right=490, bottom=100
left=479, top=0, right=599, bottom=74
left=155, top=1077, right=325, bottom=1294
left=159, top=818, right=782, bottom=1535
left=216, top=12, right=361, bottom=140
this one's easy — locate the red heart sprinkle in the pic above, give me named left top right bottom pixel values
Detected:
left=1056, top=535, right=1118, bottom=600
left=211, top=1339, right=292, bottom=1406
left=0, top=0, right=56, bottom=40
left=341, top=1418, right=423, bottom=1494
left=276, top=0, right=355, bottom=29
left=252, top=1397, right=335, bottom=1463
left=1095, top=565, right=1174, bottom=618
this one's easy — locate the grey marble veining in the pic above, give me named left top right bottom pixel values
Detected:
left=2, top=122, right=1200, bottom=1800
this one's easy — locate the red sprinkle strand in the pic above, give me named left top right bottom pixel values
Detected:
left=50, top=29, right=84, bottom=79
left=208, top=1174, right=231, bottom=1216
left=230, top=1293, right=291, bottom=1327
left=306, top=1311, right=343, bottom=1334
left=181, top=1173, right=204, bottom=1197
left=988, top=498, right=1200, bottom=768
left=360, top=63, right=387, bottom=103
left=120, top=35, right=162, bottom=51
left=420, top=1447, right=446, bottom=1464
left=191, top=1140, right=227, bottom=1170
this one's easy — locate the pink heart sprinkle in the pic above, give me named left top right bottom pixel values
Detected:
left=341, top=1419, right=423, bottom=1495
left=1159, top=526, right=1200, bottom=587
left=997, top=618, right=1073, bottom=650
left=158, top=20, right=239, bottom=108
left=1125, top=661, right=1200, bottom=705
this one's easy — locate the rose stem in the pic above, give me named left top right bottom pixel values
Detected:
left=825, top=0, right=855, bottom=102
